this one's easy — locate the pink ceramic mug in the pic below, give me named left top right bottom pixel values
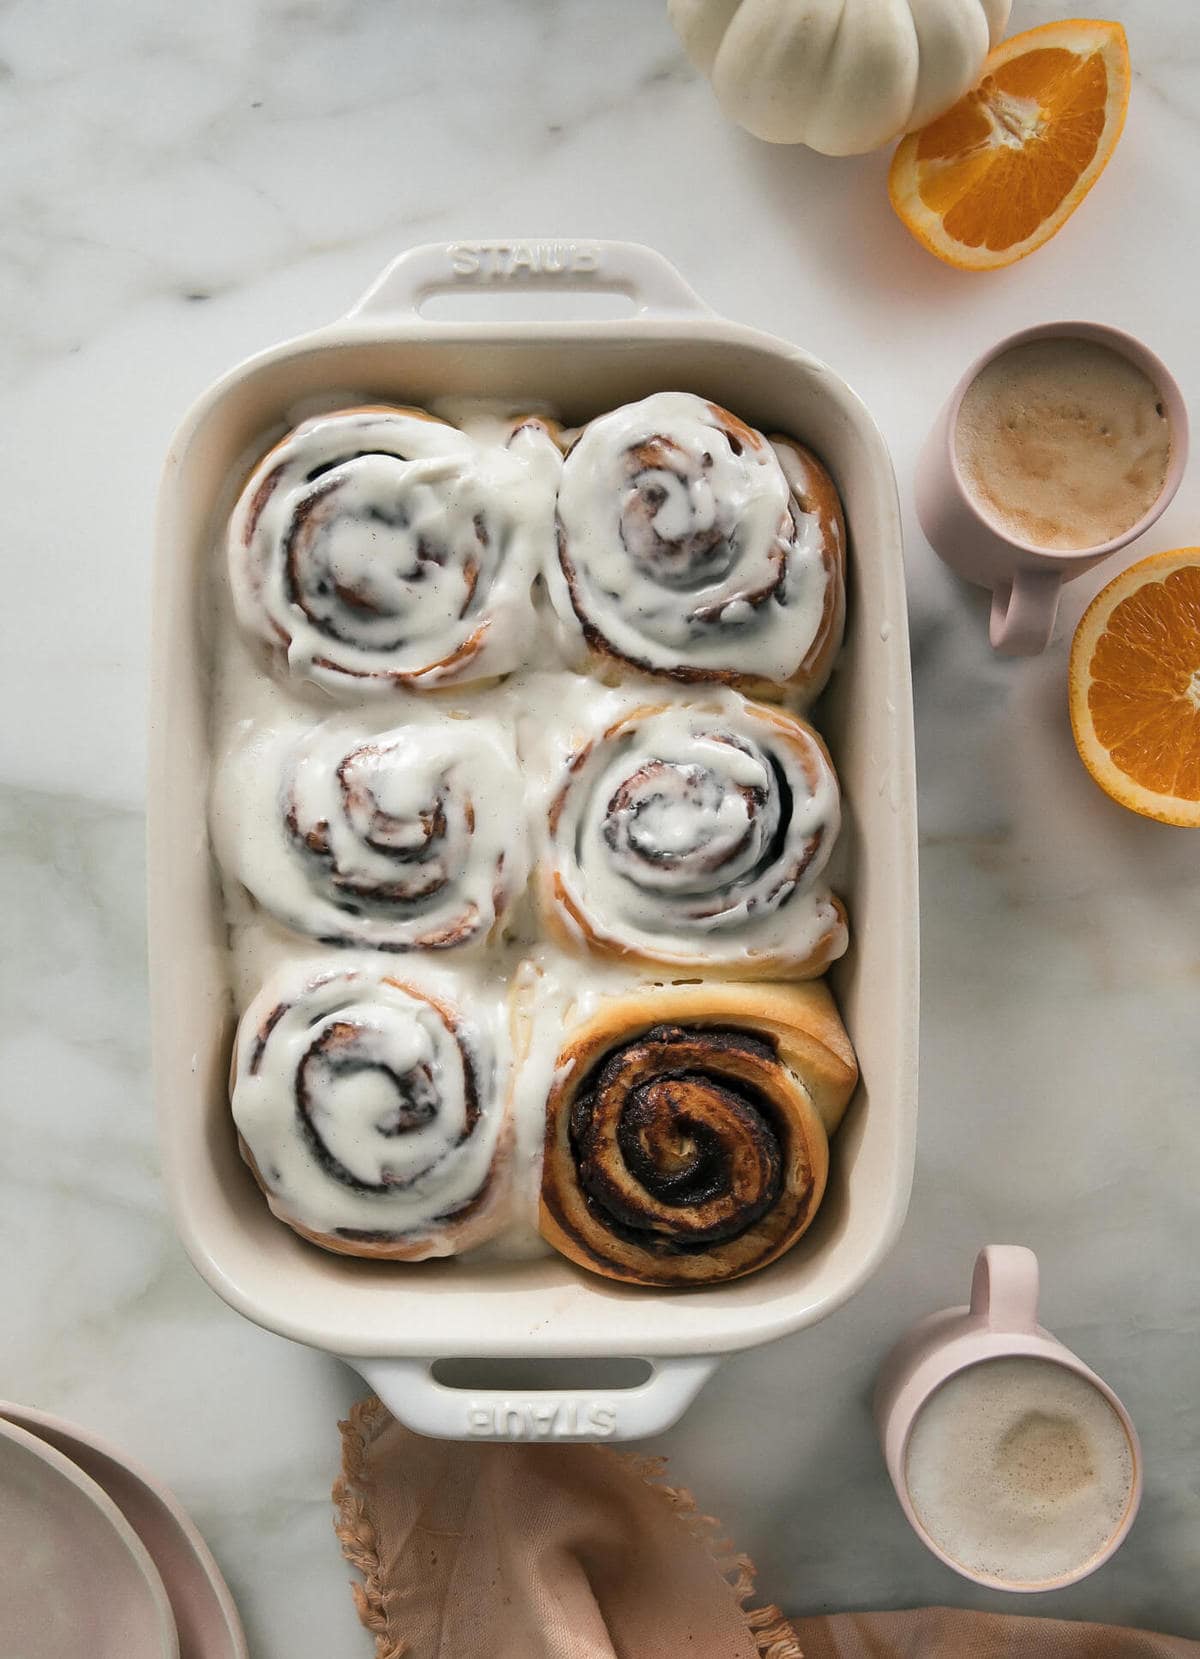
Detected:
left=914, top=322, right=1188, bottom=656
left=874, top=1246, right=1143, bottom=1592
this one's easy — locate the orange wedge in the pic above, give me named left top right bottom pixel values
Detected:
left=1069, top=550, right=1200, bottom=827
left=889, top=19, right=1130, bottom=271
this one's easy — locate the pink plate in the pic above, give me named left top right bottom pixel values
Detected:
left=0, top=1415, right=178, bottom=1658
left=1, top=1403, right=246, bottom=1659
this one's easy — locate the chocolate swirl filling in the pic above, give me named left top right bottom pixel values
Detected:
left=538, top=981, right=857, bottom=1286
left=568, top=1025, right=787, bottom=1255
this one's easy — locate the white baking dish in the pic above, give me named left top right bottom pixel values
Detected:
left=149, top=241, right=918, bottom=1441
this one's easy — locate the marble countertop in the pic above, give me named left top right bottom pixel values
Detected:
left=3, top=0, right=1198, bottom=1650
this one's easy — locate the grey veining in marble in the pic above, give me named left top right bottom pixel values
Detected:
left=2, top=0, right=1198, bottom=1651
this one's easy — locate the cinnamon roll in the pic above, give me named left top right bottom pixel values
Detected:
left=212, top=713, right=525, bottom=952
left=541, top=692, right=847, bottom=978
left=539, top=981, right=858, bottom=1286
left=227, top=405, right=558, bottom=693
left=550, top=392, right=845, bottom=700
left=231, top=964, right=508, bottom=1259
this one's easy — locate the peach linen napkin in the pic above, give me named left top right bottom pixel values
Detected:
left=334, top=1397, right=1197, bottom=1659
left=790, top=1611, right=1200, bottom=1659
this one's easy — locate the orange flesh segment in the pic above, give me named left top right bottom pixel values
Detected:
left=1087, top=567, right=1200, bottom=800
left=914, top=48, right=1108, bottom=252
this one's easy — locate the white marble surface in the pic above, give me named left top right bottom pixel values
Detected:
left=2, top=0, right=1199, bottom=1649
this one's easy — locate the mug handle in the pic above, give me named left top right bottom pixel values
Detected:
left=970, top=1245, right=1040, bottom=1333
left=988, top=569, right=1062, bottom=656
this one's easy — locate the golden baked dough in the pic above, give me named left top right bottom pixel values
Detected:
left=539, top=981, right=858, bottom=1286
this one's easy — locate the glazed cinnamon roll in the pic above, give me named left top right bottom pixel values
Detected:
left=550, top=392, right=845, bottom=700
left=212, top=714, right=525, bottom=952
left=541, top=692, right=847, bottom=978
left=231, top=965, right=508, bottom=1259
left=539, top=982, right=858, bottom=1286
left=227, top=405, right=558, bottom=693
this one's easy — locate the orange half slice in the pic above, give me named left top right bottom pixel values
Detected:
left=890, top=19, right=1131, bottom=271
left=1069, top=549, right=1200, bottom=827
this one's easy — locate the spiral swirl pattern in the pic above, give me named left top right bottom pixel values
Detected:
left=213, top=714, right=525, bottom=952
left=545, top=694, right=847, bottom=977
left=538, top=982, right=858, bottom=1285
left=231, top=967, right=506, bottom=1258
left=227, top=406, right=557, bottom=692
left=552, top=392, right=845, bottom=697
left=570, top=1026, right=785, bottom=1246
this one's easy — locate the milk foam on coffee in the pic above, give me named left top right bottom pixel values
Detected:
left=955, top=337, right=1171, bottom=551
left=905, top=1356, right=1135, bottom=1585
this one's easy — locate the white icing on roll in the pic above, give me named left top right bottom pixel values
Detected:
left=551, top=391, right=838, bottom=686
left=544, top=690, right=846, bottom=976
left=211, top=398, right=853, bottom=1262
left=231, top=963, right=506, bottom=1253
left=227, top=407, right=560, bottom=693
left=212, top=711, right=525, bottom=952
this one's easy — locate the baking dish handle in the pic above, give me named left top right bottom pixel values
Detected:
left=349, top=239, right=711, bottom=321
left=345, top=1354, right=720, bottom=1443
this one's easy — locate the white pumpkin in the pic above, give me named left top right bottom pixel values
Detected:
left=668, top=0, right=1012, bottom=156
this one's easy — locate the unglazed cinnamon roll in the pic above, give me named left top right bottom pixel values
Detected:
left=227, top=405, right=558, bottom=693
left=539, top=982, right=858, bottom=1286
left=231, top=964, right=508, bottom=1259
left=550, top=392, right=845, bottom=700
left=212, top=713, right=526, bottom=952
left=540, top=691, right=847, bottom=978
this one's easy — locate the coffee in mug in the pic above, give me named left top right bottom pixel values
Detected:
left=914, top=324, right=1187, bottom=655
left=904, top=1354, right=1137, bottom=1588
left=955, top=336, right=1172, bottom=553
left=875, top=1247, right=1142, bottom=1590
